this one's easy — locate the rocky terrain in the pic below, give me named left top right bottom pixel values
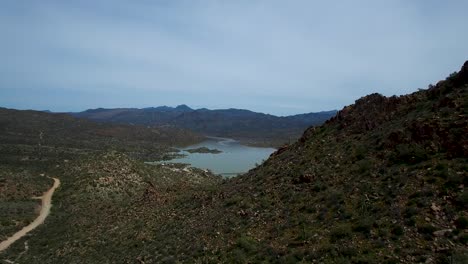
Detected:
left=0, top=61, right=467, bottom=263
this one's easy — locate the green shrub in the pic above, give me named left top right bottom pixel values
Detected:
left=391, top=225, right=404, bottom=237
left=450, top=251, right=468, bottom=264
left=405, top=217, right=416, bottom=226
left=337, top=245, right=359, bottom=257
left=236, top=236, right=258, bottom=253
left=446, top=172, right=464, bottom=188
left=355, top=159, right=372, bottom=175
left=354, top=145, right=368, bottom=160
left=458, top=234, right=468, bottom=244
left=455, top=216, right=468, bottom=229
left=326, top=190, right=344, bottom=207
left=417, top=224, right=437, bottom=235
left=392, top=144, right=428, bottom=164
left=230, top=248, right=247, bottom=264
left=435, top=163, right=448, bottom=171
left=455, top=192, right=468, bottom=209
left=352, top=218, right=373, bottom=235
left=404, top=206, right=419, bottom=218
left=330, top=224, right=352, bottom=242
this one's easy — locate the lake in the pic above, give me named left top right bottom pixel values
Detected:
left=159, top=137, right=276, bottom=177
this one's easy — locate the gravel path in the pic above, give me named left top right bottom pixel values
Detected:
left=0, top=178, right=60, bottom=252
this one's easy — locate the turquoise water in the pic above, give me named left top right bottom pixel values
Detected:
left=162, top=137, right=276, bottom=177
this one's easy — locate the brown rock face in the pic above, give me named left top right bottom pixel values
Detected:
left=323, top=93, right=411, bottom=135
left=293, top=173, right=314, bottom=184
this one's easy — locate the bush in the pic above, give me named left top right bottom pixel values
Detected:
left=330, top=224, right=352, bottom=242
left=236, top=236, right=258, bottom=253
left=352, top=218, right=373, bottom=235
left=455, top=192, right=468, bottom=209
left=435, top=163, right=448, bottom=171
left=455, top=216, right=468, bottom=229
left=354, top=145, right=368, bottom=160
left=230, top=248, right=247, bottom=264
left=404, top=206, right=419, bottom=218
left=326, top=190, right=344, bottom=207
left=446, top=172, right=464, bottom=188
left=458, top=234, right=468, bottom=244
left=417, top=224, right=437, bottom=235
left=355, top=159, right=372, bottom=175
left=391, top=225, right=404, bottom=237
left=391, top=144, right=428, bottom=164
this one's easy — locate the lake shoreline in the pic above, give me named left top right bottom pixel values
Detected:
left=149, top=137, right=276, bottom=177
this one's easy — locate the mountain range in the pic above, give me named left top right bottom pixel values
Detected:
left=71, top=106, right=337, bottom=146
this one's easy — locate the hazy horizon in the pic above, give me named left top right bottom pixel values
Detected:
left=1, top=103, right=338, bottom=118
left=1, top=1, right=468, bottom=115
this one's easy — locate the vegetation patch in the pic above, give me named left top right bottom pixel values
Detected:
left=186, top=147, right=222, bottom=154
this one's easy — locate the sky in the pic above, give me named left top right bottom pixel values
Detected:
left=1, top=1, right=467, bottom=116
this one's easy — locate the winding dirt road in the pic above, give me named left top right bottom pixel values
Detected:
left=0, top=178, right=60, bottom=252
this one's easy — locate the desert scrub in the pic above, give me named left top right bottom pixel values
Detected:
left=352, top=217, right=374, bottom=236
left=390, top=143, right=428, bottom=164
left=455, top=216, right=468, bottom=229
left=330, top=224, right=352, bottom=242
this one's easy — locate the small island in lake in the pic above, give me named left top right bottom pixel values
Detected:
left=186, top=147, right=223, bottom=154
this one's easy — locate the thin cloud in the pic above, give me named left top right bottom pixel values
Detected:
left=1, top=1, right=467, bottom=115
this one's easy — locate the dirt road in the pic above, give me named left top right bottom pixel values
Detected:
left=0, top=178, right=60, bottom=252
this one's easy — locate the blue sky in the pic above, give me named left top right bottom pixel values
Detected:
left=1, top=1, right=467, bottom=115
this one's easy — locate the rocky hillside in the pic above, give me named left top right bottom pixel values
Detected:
left=158, top=61, right=467, bottom=263
left=199, top=61, right=467, bottom=263
left=210, top=62, right=468, bottom=263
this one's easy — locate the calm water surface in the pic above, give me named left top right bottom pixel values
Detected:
left=162, top=137, right=276, bottom=177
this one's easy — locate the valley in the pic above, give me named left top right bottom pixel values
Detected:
left=0, top=62, right=466, bottom=263
left=2, top=1, right=467, bottom=262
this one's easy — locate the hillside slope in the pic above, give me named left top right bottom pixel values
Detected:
left=153, top=61, right=467, bottom=263
left=0, top=110, right=209, bottom=262
left=195, top=61, right=467, bottom=262
left=0, top=108, right=202, bottom=161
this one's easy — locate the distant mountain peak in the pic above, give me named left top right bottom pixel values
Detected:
left=175, top=104, right=193, bottom=111
left=147, top=106, right=172, bottom=111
